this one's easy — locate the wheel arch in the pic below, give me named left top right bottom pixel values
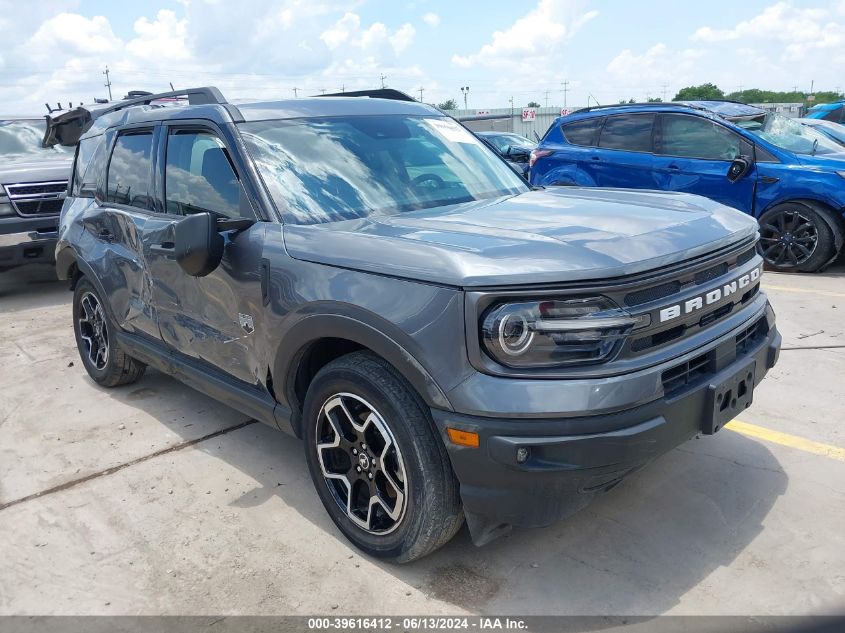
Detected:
left=273, top=314, right=453, bottom=439
left=760, top=197, right=845, bottom=258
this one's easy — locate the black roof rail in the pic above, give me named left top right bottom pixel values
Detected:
left=317, top=88, right=418, bottom=103
left=43, top=86, right=228, bottom=147
left=575, top=101, right=703, bottom=114
left=105, top=86, right=227, bottom=114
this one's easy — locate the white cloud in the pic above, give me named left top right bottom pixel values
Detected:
left=693, top=2, right=845, bottom=58
left=422, top=12, right=440, bottom=27
left=452, top=0, right=597, bottom=69
left=24, top=13, right=122, bottom=62
left=606, top=44, right=705, bottom=87
left=126, top=10, right=190, bottom=62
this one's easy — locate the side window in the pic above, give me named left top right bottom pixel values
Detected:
left=106, top=130, right=154, bottom=210
left=164, top=130, right=241, bottom=218
left=660, top=114, right=742, bottom=160
left=598, top=114, right=654, bottom=152
left=561, top=117, right=602, bottom=147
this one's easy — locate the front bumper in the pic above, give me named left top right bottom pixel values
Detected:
left=432, top=305, right=781, bottom=545
left=0, top=216, right=59, bottom=270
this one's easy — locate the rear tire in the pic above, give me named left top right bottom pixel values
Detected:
left=72, top=277, right=146, bottom=387
left=757, top=202, right=836, bottom=272
left=303, top=351, right=463, bottom=563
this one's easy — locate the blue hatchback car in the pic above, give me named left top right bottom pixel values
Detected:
left=530, top=101, right=845, bottom=272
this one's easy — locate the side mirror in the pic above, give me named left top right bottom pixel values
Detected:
left=727, top=156, right=752, bottom=183
left=174, top=212, right=224, bottom=277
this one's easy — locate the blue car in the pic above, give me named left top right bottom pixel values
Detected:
left=530, top=101, right=845, bottom=272
left=805, top=100, right=845, bottom=123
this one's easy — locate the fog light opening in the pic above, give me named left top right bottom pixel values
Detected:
left=516, top=447, right=530, bottom=464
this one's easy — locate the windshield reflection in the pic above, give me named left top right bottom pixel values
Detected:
left=0, top=119, right=71, bottom=156
left=239, top=115, right=527, bottom=225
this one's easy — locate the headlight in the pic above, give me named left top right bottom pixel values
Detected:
left=480, top=297, right=638, bottom=368
left=837, top=171, right=845, bottom=179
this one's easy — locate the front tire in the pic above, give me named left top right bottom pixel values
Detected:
left=303, top=351, right=463, bottom=563
left=757, top=202, right=837, bottom=272
left=72, top=277, right=146, bottom=387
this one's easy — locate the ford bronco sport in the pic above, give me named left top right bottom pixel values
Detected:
left=46, top=88, right=781, bottom=562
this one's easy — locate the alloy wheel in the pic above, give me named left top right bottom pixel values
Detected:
left=315, top=393, right=407, bottom=534
left=759, top=209, right=819, bottom=267
left=78, top=291, right=109, bottom=370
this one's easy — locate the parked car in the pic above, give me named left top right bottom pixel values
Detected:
left=0, top=117, right=72, bottom=272
left=46, top=87, right=780, bottom=562
left=476, top=131, right=534, bottom=176
left=530, top=101, right=845, bottom=272
left=798, top=117, right=845, bottom=147
left=805, top=100, right=845, bottom=123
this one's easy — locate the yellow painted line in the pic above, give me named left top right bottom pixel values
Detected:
left=762, top=283, right=845, bottom=299
left=726, top=419, right=845, bottom=462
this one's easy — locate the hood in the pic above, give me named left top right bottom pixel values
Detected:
left=0, top=153, right=72, bottom=184
left=283, top=187, right=758, bottom=287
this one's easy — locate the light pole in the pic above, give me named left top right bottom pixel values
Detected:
left=460, top=86, right=469, bottom=110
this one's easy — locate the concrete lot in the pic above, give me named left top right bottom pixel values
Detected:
left=0, top=262, right=843, bottom=617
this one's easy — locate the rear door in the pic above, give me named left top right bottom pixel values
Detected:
left=653, top=113, right=756, bottom=213
left=86, top=125, right=162, bottom=341
left=145, top=123, right=266, bottom=387
left=592, top=113, right=658, bottom=189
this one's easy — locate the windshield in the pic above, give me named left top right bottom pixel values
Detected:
left=734, top=112, right=843, bottom=155
left=239, top=115, right=528, bottom=225
left=0, top=119, right=71, bottom=156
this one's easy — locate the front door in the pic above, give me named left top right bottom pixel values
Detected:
left=652, top=113, right=756, bottom=214
left=144, top=124, right=266, bottom=387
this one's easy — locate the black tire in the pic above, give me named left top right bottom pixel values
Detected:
left=303, top=351, right=463, bottom=563
left=72, top=277, right=146, bottom=387
left=757, top=202, right=837, bottom=272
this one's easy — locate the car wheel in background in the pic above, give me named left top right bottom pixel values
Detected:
left=757, top=202, right=837, bottom=272
left=72, top=277, right=146, bottom=387
left=303, top=351, right=464, bottom=563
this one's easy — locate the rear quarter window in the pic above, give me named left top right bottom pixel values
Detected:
left=71, top=135, right=106, bottom=197
left=561, top=118, right=602, bottom=146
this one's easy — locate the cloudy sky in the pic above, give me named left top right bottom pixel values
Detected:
left=1, top=0, right=844, bottom=114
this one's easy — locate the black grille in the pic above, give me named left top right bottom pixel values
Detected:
left=624, top=281, right=681, bottom=307
left=695, top=262, right=729, bottom=285
left=661, top=351, right=712, bottom=395
left=736, top=247, right=756, bottom=266
left=6, top=180, right=67, bottom=216
left=661, top=317, right=768, bottom=396
left=12, top=199, right=64, bottom=215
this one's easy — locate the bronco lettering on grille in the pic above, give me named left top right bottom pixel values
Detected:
left=659, top=266, right=761, bottom=323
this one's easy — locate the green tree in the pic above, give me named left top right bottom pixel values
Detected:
left=526, top=101, right=541, bottom=108
left=673, top=83, right=725, bottom=101
left=647, top=97, right=663, bottom=102
left=437, top=98, right=458, bottom=110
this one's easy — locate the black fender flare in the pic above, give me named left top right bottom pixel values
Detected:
left=273, top=313, right=454, bottom=436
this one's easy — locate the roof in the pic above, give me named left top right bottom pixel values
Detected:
left=562, top=100, right=766, bottom=122
left=47, top=86, right=444, bottom=146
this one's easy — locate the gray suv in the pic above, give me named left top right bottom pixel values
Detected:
left=0, top=117, right=72, bottom=271
left=47, top=88, right=781, bottom=562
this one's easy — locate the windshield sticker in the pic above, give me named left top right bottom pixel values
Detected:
left=424, top=118, right=477, bottom=144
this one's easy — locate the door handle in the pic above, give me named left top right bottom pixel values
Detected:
left=591, top=156, right=601, bottom=161
left=668, top=164, right=681, bottom=170
left=150, top=242, right=175, bottom=255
